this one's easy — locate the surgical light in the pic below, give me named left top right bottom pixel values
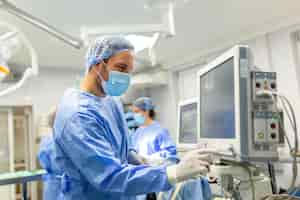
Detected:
left=0, top=21, right=38, bottom=97
left=0, top=63, right=10, bottom=81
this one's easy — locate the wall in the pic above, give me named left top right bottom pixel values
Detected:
left=149, top=24, right=300, bottom=189
left=0, top=67, right=83, bottom=151
left=147, top=72, right=179, bottom=137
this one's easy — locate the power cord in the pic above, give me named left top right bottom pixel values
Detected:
left=256, top=90, right=299, bottom=192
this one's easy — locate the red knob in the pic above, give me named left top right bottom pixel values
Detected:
left=270, top=123, right=276, bottom=129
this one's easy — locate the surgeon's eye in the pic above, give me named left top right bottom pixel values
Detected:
left=115, top=63, right=129, bottom=72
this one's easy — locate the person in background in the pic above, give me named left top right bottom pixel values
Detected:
left=38, top=107, right=62, bottom=200
left=130, top=97, right=178, bottom=166
left=130, top=97, right=177, bottom=200
left=52, top=36, right=212, bottom=200
left=130, top=97, right=212, bottom=200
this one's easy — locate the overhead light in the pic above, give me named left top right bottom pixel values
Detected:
left=0, top=0, right=83, bottom=49
left=0, top=62, right=10, bottom=81
left=0, top=21, right=38, bottom=97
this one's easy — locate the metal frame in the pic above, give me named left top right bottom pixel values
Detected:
left=0, top=105, right=35, bottom=199
left=0, top=169, right=46, bottom=200
left=176, top=98, right=199, bottom=149
left=0, top=0, right=83, bottom=49
left=25, top=106, right=36, bottom=200
left=0, top=108, right=15, bottom=200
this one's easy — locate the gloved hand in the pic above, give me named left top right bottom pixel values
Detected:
left=144, top=154, right=179, bottom=167
left=166, top=149, right=212, bottom=184
left=144, top=156, right=165, bottom=166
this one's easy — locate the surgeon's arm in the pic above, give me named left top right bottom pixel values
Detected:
left=38, top=136, right=52, bottom=172
left=57, top=113, right=172, bottom=195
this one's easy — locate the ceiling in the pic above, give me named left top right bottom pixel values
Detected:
left=1, top=0, right=300, bottom=72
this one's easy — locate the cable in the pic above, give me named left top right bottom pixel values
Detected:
left=276, top=97, right=294, bottom=151
left=170, top=182, right=184, bottom=200
left=276, top=109, right=293, bottom=150
left=261, top=90, right=299, bottom=192
left=278, top=95, right=298, bottom=191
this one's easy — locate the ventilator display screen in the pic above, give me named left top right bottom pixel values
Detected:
left=200, top=57, right=235, bottom=139
left=179, top=102, right=198, bottom=144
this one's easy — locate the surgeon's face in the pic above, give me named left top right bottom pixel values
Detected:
left=99, top=51, right=134, bottom=81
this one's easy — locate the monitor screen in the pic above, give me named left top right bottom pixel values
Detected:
left=200, top=57, right=235, bottom=139
left=179, top=102, right=198, bottom=144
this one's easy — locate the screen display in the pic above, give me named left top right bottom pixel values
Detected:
left=179, top=102, right=198, bottom=144
left=200, top=57, right=235, bottom=139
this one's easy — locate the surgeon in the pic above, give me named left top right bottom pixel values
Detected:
left=38, top=107, right=62, bottom=200
left=53, top=36, right=213, bottom=200
left=130, top=97, right=212, bottom=200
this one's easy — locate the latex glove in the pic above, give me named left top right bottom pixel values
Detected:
left=144, top=156, right=165, bottom=166
left=166, top=149, right=212, bottom=184
left=144, top=154, right=178, bottom=167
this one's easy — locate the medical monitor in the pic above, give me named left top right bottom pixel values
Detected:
left=197, top=45, right=279, bottom=161
left=200, top=58, right=235, bottom=139
left=177, top=99, right=198, bottom=148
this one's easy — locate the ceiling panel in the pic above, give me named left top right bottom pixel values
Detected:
left=0, top=0, right=300, bottom=71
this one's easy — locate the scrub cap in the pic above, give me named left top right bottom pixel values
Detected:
left=133, top=97, right=155, bottom=111
left=85, top=36, right=134, bottom=71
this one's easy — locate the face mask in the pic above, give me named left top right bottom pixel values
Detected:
left=134, top=113, right=146, bottom=126
left=97, top=63, right=131, bottom=96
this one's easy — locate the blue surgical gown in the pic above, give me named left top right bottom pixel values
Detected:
left=53, top=89, right=172, bottom=200
left=130, top=122, right=212, bottom=200
left=130, top=122, right=177, bottom=161
left=38, top=135, right=62, bottom=200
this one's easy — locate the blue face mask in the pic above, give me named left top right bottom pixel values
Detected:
left=102, top=70, right=130, bottom=96
left=134, top=113, right=146, bottom=126
left=97, top=63, right=131, bottom=96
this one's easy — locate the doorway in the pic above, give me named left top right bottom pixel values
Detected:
left=0, top=105, right=35, bottom=200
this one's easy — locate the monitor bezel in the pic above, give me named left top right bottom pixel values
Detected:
left=197, top=46, right=244, bottom=152
left=176, top=98, right=199, bottom=150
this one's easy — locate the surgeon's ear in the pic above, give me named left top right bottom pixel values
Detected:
left=99, top=62, right=110, bottom=81
left=145, top=110, right=150, bottom=118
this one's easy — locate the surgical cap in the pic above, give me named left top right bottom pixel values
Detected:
left=85, top=36, right=134, bottom=71
left=133, top=97, right=155, bottom=111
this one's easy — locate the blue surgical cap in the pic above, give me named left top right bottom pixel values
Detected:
left=85, top=36, right=134, bottom=71
left=133, top=97, right=155, bottom=111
